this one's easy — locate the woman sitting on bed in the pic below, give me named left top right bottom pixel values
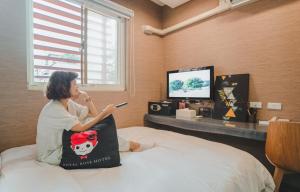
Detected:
left=36, top=71, right=147, bottom=165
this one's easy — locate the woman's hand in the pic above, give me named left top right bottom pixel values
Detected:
left=73, top=90, right=91, bottom=102
left=102, top=104, right=116, bottom=117
left=78, top=90, right=91, bottom=102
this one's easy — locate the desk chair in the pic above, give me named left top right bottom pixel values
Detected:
left=265, top=121, right=300, bottom=192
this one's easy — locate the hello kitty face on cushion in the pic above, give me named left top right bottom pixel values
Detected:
left=70, top=130, right=98, bottom=157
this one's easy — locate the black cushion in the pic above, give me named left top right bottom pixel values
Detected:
left=60, top=115, right=121, bottom=169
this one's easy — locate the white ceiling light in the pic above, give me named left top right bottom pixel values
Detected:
left=150, top=0, right=191, bottom=8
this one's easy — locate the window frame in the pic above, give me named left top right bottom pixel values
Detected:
left=26, top=0, right=133, bottom=91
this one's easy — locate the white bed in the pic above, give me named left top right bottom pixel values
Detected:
left=0, top=127, right=275, bottom=192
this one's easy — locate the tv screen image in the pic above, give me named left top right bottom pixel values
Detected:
left=167, top=66, right=214, bottom=100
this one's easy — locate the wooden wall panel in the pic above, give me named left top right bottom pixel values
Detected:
left=162, top=0, right=300, bottom=121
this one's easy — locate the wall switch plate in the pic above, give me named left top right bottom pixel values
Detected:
left=249, top=101, right=262, bottom=109
left=267, top=102, right=282, bottom=110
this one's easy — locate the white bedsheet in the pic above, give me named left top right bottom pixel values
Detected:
left=0, top=127, right=275, bottom=192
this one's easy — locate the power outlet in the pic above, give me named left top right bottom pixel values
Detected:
left=267, top=102, right=282, bottom=110
left=249, top=102, right=262, bottom=109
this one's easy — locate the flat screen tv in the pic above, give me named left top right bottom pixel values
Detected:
left=167, top=66, right=214, bottom=100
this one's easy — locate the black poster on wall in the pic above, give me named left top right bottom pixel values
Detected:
left=212, top=74, right=249, bottom=122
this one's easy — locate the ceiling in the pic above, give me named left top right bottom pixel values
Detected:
left=150, top=0, right=192, bottom=8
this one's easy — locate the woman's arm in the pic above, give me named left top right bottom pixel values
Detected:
left=84, top=95, right=98, bottom=117
left=71, top=104, right=115, bottom=132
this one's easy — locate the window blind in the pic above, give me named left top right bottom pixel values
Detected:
left=29, top=0, right=132, bottom=90
left=33, top=0, right=82, bottom=82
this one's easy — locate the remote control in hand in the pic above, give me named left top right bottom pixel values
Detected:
left=115, top=102, right=128, bottom=108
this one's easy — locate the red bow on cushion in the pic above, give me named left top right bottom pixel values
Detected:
left=80, top=155, right=88, bottom=160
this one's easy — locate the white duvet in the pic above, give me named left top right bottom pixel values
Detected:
left=0, top=127, right=274, bottom=192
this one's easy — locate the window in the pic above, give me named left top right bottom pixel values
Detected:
left=27, top=0, right=133, bottom=91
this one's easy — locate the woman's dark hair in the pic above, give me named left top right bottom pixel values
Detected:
left=46, top=71, right=78, bottom=100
